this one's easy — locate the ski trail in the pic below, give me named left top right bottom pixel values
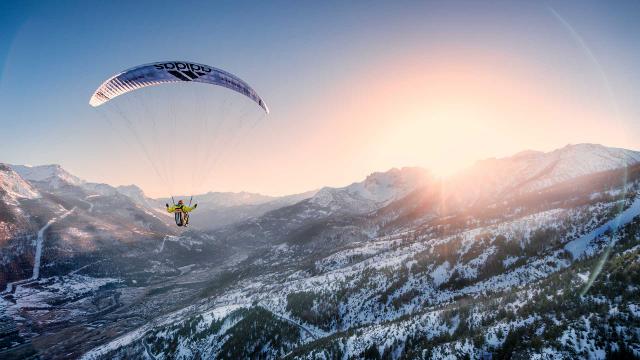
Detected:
left=2, top=206, right=76, bottom=294
left=565, top=196, right=640, bottom=258
left=70, top=259, right=105, bottom=275
left=156, top=235, right=180, bottom=254
left=156, top=236, right=167, bottom=253
left=80, top=195, right=99, bottom=212
left=257, top=301, right=326, bottom=340
left=31, top=207, right=76, bottom=280
left=269, top=310, right=323, bottom=340
left=79, top=199, right=93, bottom=212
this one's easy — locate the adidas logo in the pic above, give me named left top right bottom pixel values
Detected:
left=154, top=62, right=212, bottom=81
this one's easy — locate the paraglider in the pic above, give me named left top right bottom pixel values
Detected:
left=89, top=61, right=269, bottom=227
left=166, top=199, right=197, bottom=227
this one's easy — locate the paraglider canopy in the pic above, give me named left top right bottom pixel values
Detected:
left=90, top=61, right=269, bottom=113
left=88, top=60, right=269, bottom=205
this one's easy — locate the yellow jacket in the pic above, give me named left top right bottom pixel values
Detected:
left=167, top=204, right=196, bottom=213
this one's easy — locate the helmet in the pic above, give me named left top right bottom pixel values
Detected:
left=178, top=200, right=184, bottom=205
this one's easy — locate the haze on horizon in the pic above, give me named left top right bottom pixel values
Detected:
left=1, top=1, right=640, bottom=197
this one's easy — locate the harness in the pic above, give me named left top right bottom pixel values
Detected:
left=170, top=197, right=194, bottom=227
left=174, top=204, right=188, bottom=226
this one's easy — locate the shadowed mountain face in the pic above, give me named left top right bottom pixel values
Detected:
left=0, top=164, right=181, bottom=288
left=2, top=143, right=640, bottom=359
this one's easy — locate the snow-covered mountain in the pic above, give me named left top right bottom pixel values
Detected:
left=114, top=184, right=157, bottom=210
left=11, top=164, right=84, bottom=190
left=0, top=163, right=182, bottom=290
left=0, top=164, right=40, bottom=205
left=310, top=167, right=432, bottom=214
left=10, top=165, right=156, bottom=208
left=209, top=167, right=433, bottom=249
left=448, top=143, right=640, bottom=205
left=84, top=144, right=640, bottom=360
left=115, top=184, right=147, bottom=202
left=0, top=164, right=40, bottom=249
left=3, top=143, right=640, bottom=359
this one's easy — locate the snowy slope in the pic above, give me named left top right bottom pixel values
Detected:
left=0, top=164, right=40, bottom=247
left=0, top=164, right=40, bottom=204
left=98, top=174, right=640, bottom=359
left=565, top=194, right=640, bottom=258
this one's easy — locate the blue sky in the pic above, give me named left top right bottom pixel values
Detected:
left=1, top=1, right=639, bottom=196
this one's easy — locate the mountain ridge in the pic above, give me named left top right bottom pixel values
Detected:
left=2, top=143, right=640, bottom=359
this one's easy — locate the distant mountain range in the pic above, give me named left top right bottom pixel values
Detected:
left=2, top=143, right=640, bottom=359
left=447, top=143, right=640, bottom=204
